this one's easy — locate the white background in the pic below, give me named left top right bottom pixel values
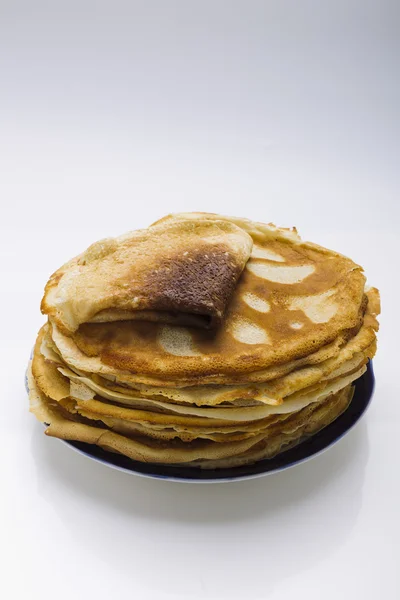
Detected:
left=0, top=2, right=399, bottom=599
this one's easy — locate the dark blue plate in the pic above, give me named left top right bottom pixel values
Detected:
left=56, top=361, right=375, bottom=483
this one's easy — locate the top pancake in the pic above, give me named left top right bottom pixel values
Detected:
left=51, top=214, right=368, bottom=385
left=42, top=285, right=378, bottom=402
left=41, top=218, right=253, bottom=332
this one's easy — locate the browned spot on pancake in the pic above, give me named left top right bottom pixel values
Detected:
left=138, top=244, right=244, bottom=328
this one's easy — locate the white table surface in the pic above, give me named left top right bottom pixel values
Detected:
left=1, top=2, right=399, bottom=599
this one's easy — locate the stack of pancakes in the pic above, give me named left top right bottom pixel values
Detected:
left=28, top=213, right=380, bottom=469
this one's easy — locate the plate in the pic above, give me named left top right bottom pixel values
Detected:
left=30, top=361, right=375, bottom=483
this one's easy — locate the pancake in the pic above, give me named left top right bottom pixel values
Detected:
left=65, top=226, right=366, bottom=383
left=41, top=219, right=253, bottom=332
left=61, top=344, right=372, bottom=410
left=49, top=319, right=348, bottom=386
left=32, top=327, right=366, bottom=428
left=75, top=384, right=353, bottom=443
left=28, top=362, right=354, bottom=466
left=48, top=288, right=377, bottom=406
left=47, top=286, right=378, bottom=393
left=191, top=385, right=354, bottom=469
left=29, top=212, right=380, bottom=470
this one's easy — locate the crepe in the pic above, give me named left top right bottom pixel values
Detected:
left=61, top=214, right=367, bottom=385
left=41, top=219, right=253, bottom=332
left=28, top=362, right=354, bottom=467
left=32, top=326, right=366, bottom=431
left=48, top=280, right=372, bottom=389
left=42, top=286, right=378, bottom=405
left=28, top=212, right=380, bottom=470
left=191, top=385, right=354, bottom=469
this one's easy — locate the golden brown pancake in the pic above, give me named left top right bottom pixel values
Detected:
left=55, top=214, right=367, bottom=384
left=41, top=219, right=253, bottom=332
left=28, top=361, right=354, bottom=467
left=43, top=289, right=377, bottom=406
left=56, top=276, right=369, bottom=387
left=29, top=213, right=380, bottom=469
left=32, top=325, right=367, bottom=430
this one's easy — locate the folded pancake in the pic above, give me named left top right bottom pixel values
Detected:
left=53, top=214, right=368, bottom=385
left=41, top=219, right=253, bottom=333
